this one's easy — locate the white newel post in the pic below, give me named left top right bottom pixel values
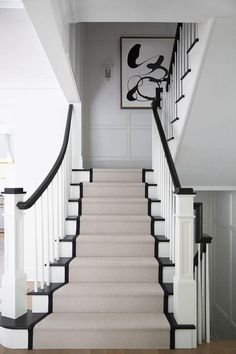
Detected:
left=1, top=188, right=27, bottom=319
left=174, top=192, right=196, bottom=326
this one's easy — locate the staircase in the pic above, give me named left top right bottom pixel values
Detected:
left=32, top=169, right=170, bottom=349
left=0, top=21, right=213, bottom=347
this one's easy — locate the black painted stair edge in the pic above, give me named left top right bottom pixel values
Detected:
left=148, top=198, right=161, bottom=216
left=156, top=257, right=175, bottom=284
left=70, top=182, right=83, bottom=199
left=60, top=234, right=78, bottom=257
left=170, top=117, right=179, bottom=124
left=66, top=216, right=80, bottom=235
left=175, top=94, right=185, bottom=104
left=150, top=216, right=165, bottom=236
left=142, top=168, right=154, bottom=182
left=145, top=183, right=158, bottom=198
left=28, top=283, right=65, bottom=313
left=72, top=168, right=93, bottom=182
left=186, top=38, right=199, bottom=54
left=153, top=235, right=169, bottom=258
left=0, top=311, right=49, bottom=350
left=160, top=282, right=173, bottom=316
left=181, top=68, right=191, bottom=80
left=166, top=313, right=195, bottom=349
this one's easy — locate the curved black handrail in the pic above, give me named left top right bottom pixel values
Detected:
left=17, top=104, right=73, bottom=210
left=152, top=99, right=193, bottom=194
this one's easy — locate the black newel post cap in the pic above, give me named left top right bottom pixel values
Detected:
left=174, top=187, right=196, bottom=195
left=2, top=188, right=26, bottom=195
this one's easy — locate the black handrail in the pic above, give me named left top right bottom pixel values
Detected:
left=17, top=104, right=73, bottom=210
left=194, top=202, right=213, bottom=245
left=152, top=99, right=193, bottom=194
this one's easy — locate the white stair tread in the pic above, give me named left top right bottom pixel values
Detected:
left=77, top=235, right=154, bottom=243
left=80, top=215, right=151, bottom=221
left=34, top=312, right=170, bottom=331
left=54, top=282, right=164, bottom=297
left=82, top=198, right=147, bottom=204
left=70, top=257, right=158, bottom=268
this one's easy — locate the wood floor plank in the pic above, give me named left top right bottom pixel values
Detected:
left=0, top=341, right=236, bottom=353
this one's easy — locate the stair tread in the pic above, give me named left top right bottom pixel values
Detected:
left=94, top=169, right=142, bottom=172
left=80, top=215, right=151, bottom=221
left=54, top=282, right=164, bottom=297
left=70, top=257, right=158, bottom=268
left=81, top=198, right=148, bottom=204
left=83, top=182, right=144, bottom=186
left=76, top=234, right=155, bottom=237
left=77, top=235, right=154, bottom=243
left=34, top=312, right=170, bottom=331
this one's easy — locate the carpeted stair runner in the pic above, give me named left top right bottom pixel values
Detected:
left=33, top=169, right=170, bottom=349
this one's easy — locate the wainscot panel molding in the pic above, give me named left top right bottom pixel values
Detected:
left=82, top=22, right=176, bottom=168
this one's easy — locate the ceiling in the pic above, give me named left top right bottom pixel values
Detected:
left=60, top=0, right=236, bottom=23
left=2, top=0, right=236, bottom=23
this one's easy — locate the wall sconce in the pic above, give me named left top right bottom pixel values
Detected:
left=104, top=59, right=113, bottom=81
left=0, top=129, right=14, bottom=164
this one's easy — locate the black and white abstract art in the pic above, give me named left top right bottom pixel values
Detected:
left=120, top=37, right=174, bottom=109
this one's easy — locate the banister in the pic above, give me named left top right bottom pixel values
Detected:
left=17, top=104, right=73, bottom=210
left=151, top=99, right=193, bottom=194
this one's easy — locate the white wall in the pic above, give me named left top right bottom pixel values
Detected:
left=82, top=22, right=176, bottom=168
left=194, top=190, right=236, bottom=339
left=176, top=17, right=236, bottom=187
left=0, top=8, right=69, bottom=277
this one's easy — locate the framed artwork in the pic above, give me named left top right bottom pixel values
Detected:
left=120, top=37, right=174, bottom=109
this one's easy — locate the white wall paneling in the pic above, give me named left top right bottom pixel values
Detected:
left=212, top=191, right=236, bottom=339
left=195, top=190, right=236, bottom=339
left=82, top=23, right=176, bottom=168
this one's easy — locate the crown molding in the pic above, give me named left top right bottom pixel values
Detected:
left=0, top=0, right=24, bottom=9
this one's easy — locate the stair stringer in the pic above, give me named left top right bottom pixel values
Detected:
left=160, top=19, right=215, bottom=161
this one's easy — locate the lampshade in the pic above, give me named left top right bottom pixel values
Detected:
left=0, top=133, right=14, bottom=164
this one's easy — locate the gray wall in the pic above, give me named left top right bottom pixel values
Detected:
left=81, top=22, right=176, bottom=168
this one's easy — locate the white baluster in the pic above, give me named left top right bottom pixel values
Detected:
left=57, top=170, right=62, bottom=240
left=34, top=203, right=38, bottom=292
left=45, top=190, right=50, bottom=286
left=172, top=190, right=175, bottom=263
left=62, top=160, right=65, bottom=238
left=197, top=244, right=202, bottom=344
left=39, top=196, right=44, bottom=290
left=202, top=250, right=206, bottom=341
left=206, top=244, right=211, bottom=343
left=53, top=177, right=59, bottom=261
left=49, top=182, right=55, bottom=263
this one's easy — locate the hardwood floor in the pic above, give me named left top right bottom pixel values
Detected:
left=0, top=341, right=236, bottom=354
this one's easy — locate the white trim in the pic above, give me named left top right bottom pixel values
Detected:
left=188, top=186, right=236, bottom=191
left=0, top=0, right=24, bottom=8
left=0, top=82, right=60, bottom=90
